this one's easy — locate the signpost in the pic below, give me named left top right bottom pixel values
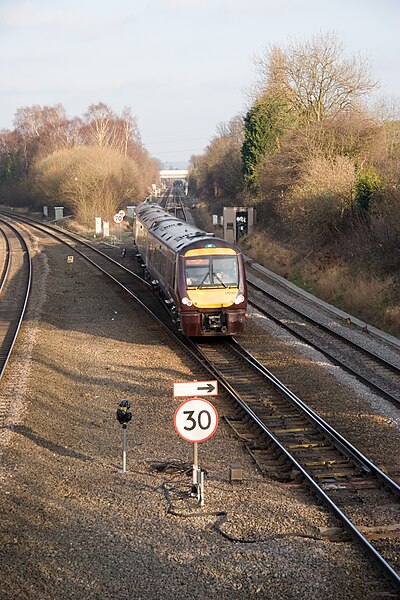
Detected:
left=67, top=255, right=74, bottom=274
left=173, top=380, right=218, bottom=398
left=113, top=212, right=124, bottom=242
left=174, top=398, right=218, bottom=442
left=174, top=397, right=218, bottom=506
left=116, top=400, right=132, bottom=473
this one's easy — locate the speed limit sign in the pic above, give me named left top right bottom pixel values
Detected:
left=174, top=398, right=218, bottom=443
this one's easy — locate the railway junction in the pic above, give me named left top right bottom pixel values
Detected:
left=1, top=206, right=399, bottom=599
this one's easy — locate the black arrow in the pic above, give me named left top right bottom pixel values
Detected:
left=197, top=383, right=215, bottom=393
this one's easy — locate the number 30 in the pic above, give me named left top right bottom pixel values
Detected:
left=183, top=410, right=211, bottom=431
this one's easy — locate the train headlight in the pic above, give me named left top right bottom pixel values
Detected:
left=234, top=294, right=245, bottom=305
left=182, top=297, right=193, bottom=306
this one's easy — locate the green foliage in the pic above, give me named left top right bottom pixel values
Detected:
left=0, top=152, right=20, bottom=181
left=355, top=166, right=382, bottom=212
left=242, top=93, right=293, bottom=191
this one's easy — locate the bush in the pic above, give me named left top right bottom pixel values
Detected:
left=355, top=166, right=382, bottom=212
left=33, top=146, right=141, bottom=225
left=281, top=155, right=356, bottom=245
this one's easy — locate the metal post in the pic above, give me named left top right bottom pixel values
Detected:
left=122, top=426, right=127, bottom=473
left=193, top=441, right=198, bottom=482
left=200, top=470, right=204, bottom=506
left=192, top=442, right=199, bottom=496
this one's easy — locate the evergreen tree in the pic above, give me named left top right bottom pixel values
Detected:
left=242, top=93, right=293, bottom=191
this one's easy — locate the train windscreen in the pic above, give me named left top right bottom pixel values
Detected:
left=185, top=256, right=238, bottom=288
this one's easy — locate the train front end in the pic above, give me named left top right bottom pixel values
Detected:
left=177, top=243, right=247, bottom=336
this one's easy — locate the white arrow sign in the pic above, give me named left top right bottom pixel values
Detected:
left=173, top=380, right=218, bottom=397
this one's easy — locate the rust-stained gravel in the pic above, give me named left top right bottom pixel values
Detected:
left=0, top=227, right=398, bottom=599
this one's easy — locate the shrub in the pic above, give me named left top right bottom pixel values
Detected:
left=355, top=166, right=382, bottom=212
left=33, top=146, right=141, bottom=225
left=281, top=155, right=356, bottom=245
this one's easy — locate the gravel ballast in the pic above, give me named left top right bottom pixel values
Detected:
left=0, top=227, right=398, bottom=599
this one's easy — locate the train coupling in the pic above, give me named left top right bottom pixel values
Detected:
left=202, top=313, right=227, bottom=333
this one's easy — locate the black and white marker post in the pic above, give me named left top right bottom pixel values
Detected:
left=116, top=399, right=132, bottom=473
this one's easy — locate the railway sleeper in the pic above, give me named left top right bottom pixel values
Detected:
left=312, top=471, right=364, bottom=482
left=260, top=415, right=305, bottom=424
left=358, top=524, right=400, bottom=541
left=321, top=479, right=381, bottom=491
left=302, top=459, right=351, bottom=469
left=247, top=453, right=293, bottom=481
left=225, top=418, right=282, bottom=457
left=270, top=426, right=316, bottom=435
left=288, top=441, right=336, bottom=450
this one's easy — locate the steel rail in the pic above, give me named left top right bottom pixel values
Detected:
left=3, top=210, right=399, bottom=591
left=227, top=337, right=400, bottom=492
left=248, top=278, right=400, bottom=372
left=0, top=210, right=152, bottom=289
left=0, top=225, right=11, bottom=292
left=0, top=219, right=32, bottom=381
left=247, top=280, right=400, bottom=407
left=188, top=337, right=400, bottom=590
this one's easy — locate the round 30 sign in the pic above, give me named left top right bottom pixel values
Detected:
left=174, top=397, right=218, bottom=443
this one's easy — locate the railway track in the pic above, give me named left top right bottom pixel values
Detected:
left=2, top=211, right=399, bottom=593
left=0, top=212, right=183, bottom=351
left=247, top=274, right=400, bottom=408
left=0, top=219, right=32, bottom=423
left=159, top=186, right=188, bottom=221
left=186, top=336, right=400, bottom=590
left=156, top=193, right=400, bottom=408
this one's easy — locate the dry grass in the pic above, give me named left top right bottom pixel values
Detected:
left=240, top=228, right=400, bottom=337
left=312, top=266, right=343, bottom=301
left=382, top=305, right=400, bottom=333
left=240, top=231, right=295, bottom=278
left=340, top=274, right=394, bottom=316
left=194, top=203, right=215, bottom=232
left=314, top=268, right=399, bottom=334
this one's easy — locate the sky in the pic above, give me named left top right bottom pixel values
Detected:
left=1, top=0, right=399, bottom=167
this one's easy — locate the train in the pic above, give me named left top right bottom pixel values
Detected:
left=133, top=201, right=247, bottom=336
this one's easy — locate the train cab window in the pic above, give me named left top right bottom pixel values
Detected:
left=212, top=256, right=238, bottom=287
left=185, top=256, right=238, bottom=288
left=185, top=258, right=210, bottom=287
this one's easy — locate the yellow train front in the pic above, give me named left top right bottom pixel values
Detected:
left=133, top=202, right=247, bottom=336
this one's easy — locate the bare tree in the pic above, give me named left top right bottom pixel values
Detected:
left=14, top=104, right=66, bottom=138
left=13, top=103, right=67, bottom=171
left=216, top=115, right=244, bottom=144
left=252, top=45, right=288, bottom=100
left=189, top=116, right=245, bottom=200
left=255, top=32, right=378, bottom=124
left=83, top=102, right=116, bottom=147
left=82, top=103, right=143, bottom=159
left=119, top=106, right=141, bottom=157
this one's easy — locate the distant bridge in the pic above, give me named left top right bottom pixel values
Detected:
left=160, top=169, right=188, bottom=183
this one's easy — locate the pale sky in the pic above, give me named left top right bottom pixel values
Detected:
left=1, top=0, right=399, bottom=166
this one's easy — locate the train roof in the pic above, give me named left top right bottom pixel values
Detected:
left=135, top=202, right=238, bottom=254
